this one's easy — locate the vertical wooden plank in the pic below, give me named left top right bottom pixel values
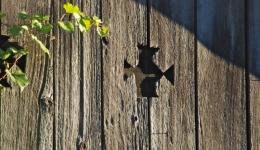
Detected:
left=80, top=0, right=103, bottom=149
left=149, top=0, right=196, bottom=149
left=249, top=82, right=260, bottom=150
left=52, top=0, right=103, bottom=149
left=52, top=0, right=79, bottom=149
left=37, top=1, right=54, bottom=149
left=37, top=2, right=54, bottom=149
left=0, top=0, right=53, bottom=149
left=102, top=0, right=149, bottom=149
left=248, top=0, right=260, bottom=149
left=197, top=0, right=247, bottom=149
left=53, top=0, right=80, bottom=149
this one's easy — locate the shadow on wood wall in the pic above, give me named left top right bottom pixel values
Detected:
left=136, top=0, right=260, bottom=79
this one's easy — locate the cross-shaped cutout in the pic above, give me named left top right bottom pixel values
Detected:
left=124, top=45, right=174, bottom=98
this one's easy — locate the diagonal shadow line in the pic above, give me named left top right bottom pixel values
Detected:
left=134, top=0, right=260, bottom=79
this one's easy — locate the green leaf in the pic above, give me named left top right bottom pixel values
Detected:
left=17, top=11, right=30, bottom=20
left=97, top=26, right=109, bottom=37
left=82, top=18, right=93, bottom=31
left=6, top=47, right=28, bottom=56
left=6, top=47, right=18, bottom=53
left=33, top=15, right=50, bottom=21
left=31, top=34, right=50, bottom=56
left=79, top=17, right=92, bottom=32
left=38, top=24, right=53, bottom=34
left=0, top=12, right=6, bottom=19
left=57, top=21, right=74, bottom=32
left=93, top=16, right=102, bottom=26
left=64, top=2, right=79, bottom=14
left=0, top=48, right=12, bottom=60
left=64, top=2, right=84, bottom=17
left=8, top=26, right=24, bottom=36
left=32, top=19, right=42, bottom=29
left=78, top=23, right=85, bottom=32
left=32, top=18, right=52, bottom=34
left=73, top=13, right=82, bottom=20
left=6, top=69, right=29, bottom=91
left=0, top=45, right=27, bottom=60
left=21, top=25, right=29, bottom=31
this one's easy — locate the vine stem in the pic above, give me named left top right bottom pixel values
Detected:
left=59, top=14, right=67, bottom=21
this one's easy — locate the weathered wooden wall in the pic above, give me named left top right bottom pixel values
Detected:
left=0, top=0, right=259, bottom=150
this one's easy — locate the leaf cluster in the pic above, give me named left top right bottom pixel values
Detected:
left=0, top=2, right=109, bottom=90
left=59, top=3, right=109, bottom=37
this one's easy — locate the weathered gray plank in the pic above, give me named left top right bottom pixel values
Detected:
left=52, top=0, right=103, bottom=149
left=37, top=1, right=54, bottom=149
left=102, top=0, right=149, bottom=149
left=197, top=0, right=247, bottom=149
left=80, top=0, right=103, bottom=149
left=0, top=0, right=52, bottom=150
left=248, top=0, right=260, bottom=149
left=52, top=0, right=80, bottom=149
left=149, top=0, right=196, bottom=149
left=249, top=82, right=260, bottom=150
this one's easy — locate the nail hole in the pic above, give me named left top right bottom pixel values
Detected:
left=110, top=117, right=114, bottom=125
left=105, top=119, right=108, bottom=127
left=131, top=115, right=138, bottom=126
left=123, top=74, right=128, bottom=81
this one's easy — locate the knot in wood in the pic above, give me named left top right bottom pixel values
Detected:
left=131, top=115, right=139, bottom=127
left=40, top=96, right=53, bottom=112
left=79, top=141, right=88, bottom=150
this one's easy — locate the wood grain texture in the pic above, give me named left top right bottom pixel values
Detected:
left=37, top=1, right=54, bottom=149
left=1, top=0, right=258, bottom=149
left=248, top=0, right=260, bottom=149
left=80, top=0, right=103, bottom=149
left=0, top=0, right=52, bottom=149
left=149, top=0, right=195, bottom=149
left=102, top=0, right=149, bottom=149
left=197, top=0, right=247, bottom=149
left=52, top=1, right=80, bottom=149
left=52, top=0, right=103, bottom=149
left=249, top=81, right=260, bottom=150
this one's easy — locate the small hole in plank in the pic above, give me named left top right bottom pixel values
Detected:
left=110, top=117, right=114, bottom=125
left=80, top=142, right=87, bottom=150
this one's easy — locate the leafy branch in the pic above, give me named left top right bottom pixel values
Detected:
left=0, top=2, right=109, bottom=90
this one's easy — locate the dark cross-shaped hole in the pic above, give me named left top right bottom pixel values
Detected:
left=124, top=45, right=174, bottom=98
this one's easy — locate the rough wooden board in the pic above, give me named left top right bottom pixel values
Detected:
left=197, top=0, right=247, bottom=149
left=52, top=0, right=80, bottom=149
left=52, top=0, right=103, bottom=149
left=249, top=81, right=260, bottom=150
left=248, top=0, right=260, bottom=149
left=102, top=0, right=149, bottom=149
left=0, top=0, right=52, bottom=149
left=149, top=0, right=196, bottom=149
left=80, top=0, right=103, bottom=149
left=37, top=0, right=54, bottom=149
